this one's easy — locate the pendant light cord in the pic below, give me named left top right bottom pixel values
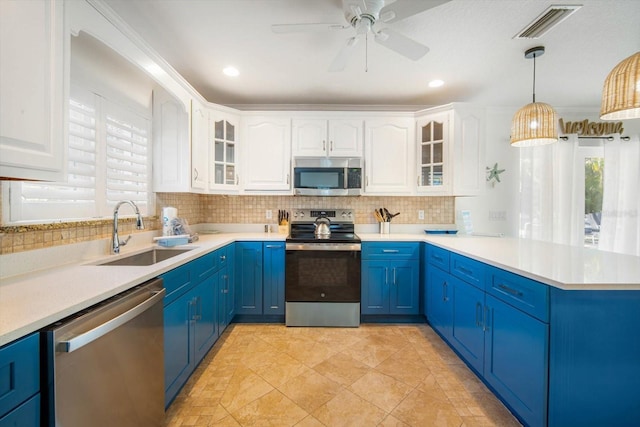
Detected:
left=532, top=52, right=536, bottom=103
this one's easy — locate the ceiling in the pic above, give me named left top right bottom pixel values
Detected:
left=102, top=0, right=640, bottom=111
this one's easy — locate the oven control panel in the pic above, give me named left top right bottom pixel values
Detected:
left=291, top=209, right=354, bottom=223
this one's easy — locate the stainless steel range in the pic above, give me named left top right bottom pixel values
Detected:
left=285, top=209, right=361, bottom=327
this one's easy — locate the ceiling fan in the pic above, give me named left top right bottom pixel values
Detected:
left=271, top=0, right=451, bottom=71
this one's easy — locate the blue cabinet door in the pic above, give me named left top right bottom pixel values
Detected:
left=164, top=288, right=195, bottom=407
left=193, top=272, right=218, bottom=362
left=235, top=242, right=263, bottom=315
left=426, top=266, right=453, bottom=339
left=361, top=260, right=389, bottom=314
left=389, top=259, right=419, bottom=314
left=263, top=243, right=285, bottom=315
left=484, top=294, right=548, bottom=427
left=450, top=276, right=485, bottom=374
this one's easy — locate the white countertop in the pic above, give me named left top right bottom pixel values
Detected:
left=1, top=230, right=638, bottom=346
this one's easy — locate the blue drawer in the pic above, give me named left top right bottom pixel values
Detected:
left=0, top=394, right=39, bottom=427
left=450, top=253, right=485, bottom=290
left=0, top=334, right=39, bottom=419
left=161, top=262, right=194, bottom=305
left=425, top=244, right=450, bottom=271
left=362, top=242, right=419, bottom=260
left=192, top=250, right=219, bottom=280
left=486, top=267, right=550, bottom=322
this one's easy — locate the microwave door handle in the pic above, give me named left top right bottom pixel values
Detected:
left=344, top=168, right=348, bottom=189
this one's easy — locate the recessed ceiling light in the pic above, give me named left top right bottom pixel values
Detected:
left=223, top=66, right=239, bottom=77
left=428, top=79, right=444, bottom=88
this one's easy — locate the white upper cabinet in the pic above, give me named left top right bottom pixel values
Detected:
left=416, top=104, right=485, bottom=196
left=152, top=89, right=190, bottom=192
left=190, top=100, right=209, bottom=192
left=209, top=110, right=240, bottom=192
left=292, top=118, right=363, bottom=157
left=242, top=116, right=291, bottom=192
left=0, top=0, right=68, bottom=181
left=364, top=117, right=415, bottom=195
left=416, top=112, right=451, bottom=194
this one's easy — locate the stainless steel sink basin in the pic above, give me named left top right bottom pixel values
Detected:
left=97, top=248, right=193, bottom=266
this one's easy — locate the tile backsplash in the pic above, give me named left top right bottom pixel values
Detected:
left=0, top=190, right=453, bottom=254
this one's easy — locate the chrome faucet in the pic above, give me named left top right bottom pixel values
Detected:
left=112, top=200, right=145, bottom=254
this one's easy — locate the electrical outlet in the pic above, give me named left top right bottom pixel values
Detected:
left=418, top=210, right=425, bottom=220
left=266, top=210, right=272, bottom=220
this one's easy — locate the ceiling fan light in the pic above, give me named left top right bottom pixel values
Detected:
left=600, top=51, right=640, bottom=120
left=223, top=66, right=239, bottom=77
left=428, top=79, right=444, bottom=88
left=510, top=102, right=558, bottom=147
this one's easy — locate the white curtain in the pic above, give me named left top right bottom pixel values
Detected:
left=519, top=136, right=582, bottom=246
left=598, top=135, right=640, bottom=256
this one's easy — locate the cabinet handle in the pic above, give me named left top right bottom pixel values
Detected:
left=457, top=265, right=473, bottom=276
left=382, top=249, right=400, bottom=253
left=497, top=283, right=524, bottom=297
left=265, top=244, right=282, bottom=248
left=442, top=281, right=448, bottom=302
left=236, top=175, right=239, bottom=185
left=366, top=176, right=369, bottom=186
left=286, top=174, right=290, bottom=184
left=475, top=302, right=482, bottom=327
left=417, top=176, right=420, bottom=185
left=194, top=168, right=199, bottom=181
left=385, top=267, right=389, bottom=285
left=196, top=297, right=202, bottom=321
left=483, top=305, right=490, bottom=332
left=220, top=255, right=226, bottom=261
left=323, top=140, right=326, bottom=151
left=330, top=141, right=333, bottom=151
left=393, top=268, right=397, bottom=285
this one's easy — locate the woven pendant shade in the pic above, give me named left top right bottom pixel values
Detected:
left=511, top=102, right=558, bottom=147
left=511, top=46, right=558, bottom=147
left=600, top=51, right=640, bottom=120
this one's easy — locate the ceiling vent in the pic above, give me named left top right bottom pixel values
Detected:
left=514, top=5, right=582, bottom=39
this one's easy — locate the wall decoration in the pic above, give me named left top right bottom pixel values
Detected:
left=486, top=163, right=505, bottom=186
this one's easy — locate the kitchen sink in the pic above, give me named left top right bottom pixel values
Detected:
left=96, top=248, right=193, bottom=266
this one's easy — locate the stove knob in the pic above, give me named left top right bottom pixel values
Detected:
left=300, top=212, right=305, bottom=218
left=341, top=211, right=347, bottom=217
left=320, top=293, right=325, bottom=298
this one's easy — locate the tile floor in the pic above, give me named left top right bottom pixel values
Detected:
left=164, top=324, right=522, bottom=427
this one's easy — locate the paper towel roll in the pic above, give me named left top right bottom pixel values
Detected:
left=162, top=207, right=178, bottom=236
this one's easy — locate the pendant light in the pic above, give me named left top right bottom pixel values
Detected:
left=600, top=51, right=640, bottom=120
left=511, top=46, right=558, bottom=147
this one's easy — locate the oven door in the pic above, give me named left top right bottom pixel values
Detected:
left=285, top=243, right=361, bottom=303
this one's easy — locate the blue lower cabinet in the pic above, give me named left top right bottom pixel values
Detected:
left=484, top=294, right=548, bottom=427
left=193, top=273, right=219, bottom=362
left=0, top=333, right=40, bottom=427
left=163, top=287, right=195, bottom=407
left=263, top=243, right=285, bottom=315
left=235, top=242, right=263, bottom=315
left=450, top=277, right=485, bottom=374
left=361, top=260, right=389, bottom=313
left=389, top=259, right=419, bottom=314
left=0, top=394, right=40, bottom=427
left=361, top=242, right=420, bottom=316
left=426, top=265, right=453, bottom=339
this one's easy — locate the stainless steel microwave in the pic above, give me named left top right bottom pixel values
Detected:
left=293, top=158, right=362, bottom=196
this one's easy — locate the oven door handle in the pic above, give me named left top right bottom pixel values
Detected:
left=286, top=243, right=361, bottom=251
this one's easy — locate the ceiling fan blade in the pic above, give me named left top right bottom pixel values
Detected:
left=379, top=0, right=451, bottom=24
left=374, top=28, right=429, bottom=60
left=328, top=36, right=360, bottom=72
left=271, top=23, right=348, bottom=33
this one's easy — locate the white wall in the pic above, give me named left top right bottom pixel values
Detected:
left=456, top=106, right=640, bottom=238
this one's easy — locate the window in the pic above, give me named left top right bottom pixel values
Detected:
left=584, top=154, right=604, bottom=247
left=7, top=86, right=152, bottom=223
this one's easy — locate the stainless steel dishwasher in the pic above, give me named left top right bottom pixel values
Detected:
left=41, top=278, right=165, bottom=427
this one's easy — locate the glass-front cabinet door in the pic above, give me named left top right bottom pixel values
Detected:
left=416, top=112, right=450, bottom=194
left=209, top=111, right=239, bottom=191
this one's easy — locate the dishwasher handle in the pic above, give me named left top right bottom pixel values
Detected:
left=57, top=287, right=166, bottom=353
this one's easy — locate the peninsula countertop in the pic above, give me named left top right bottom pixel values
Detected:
left=1, top=231, right=638, bottom=346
